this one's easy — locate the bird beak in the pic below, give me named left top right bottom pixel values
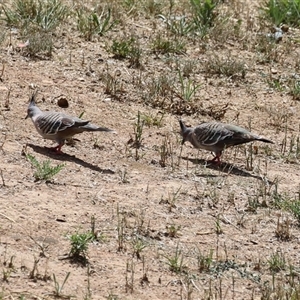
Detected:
left=181, top=139, right=185, bottom=145
left=25, top=113, right=29, bottom=120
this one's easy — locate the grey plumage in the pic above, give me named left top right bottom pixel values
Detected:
left=26, top=91, right=115, bottom=153
left=179, top=120, right=274, bottom=164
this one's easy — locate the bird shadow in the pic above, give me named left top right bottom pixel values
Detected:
left=26, top=144, right=115, bottom=175
left=181, top=156, right=268, bottom=181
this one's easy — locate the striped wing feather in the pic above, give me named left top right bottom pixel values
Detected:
left=36, top=112, right=88, bottom=135
left=194, top=123, right=234, bottom=146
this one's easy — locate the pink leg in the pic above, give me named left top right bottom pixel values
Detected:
left=209, top=153, right=221, bottom=165
left=46, top=144, right=63, bottom=154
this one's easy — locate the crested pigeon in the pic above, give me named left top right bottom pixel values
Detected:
left=25, top=91, right=115, bottom=154
left=179, top=120, right=274, bottom=164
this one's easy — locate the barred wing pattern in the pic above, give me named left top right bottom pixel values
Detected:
left=35, top=112, right=88, bottom=136
left=194, top=123, right=234, bottom=147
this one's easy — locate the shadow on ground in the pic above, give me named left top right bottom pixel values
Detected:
left=27, top=143, right=115, bottom=174
left=181, top=156, right=270, bottom=182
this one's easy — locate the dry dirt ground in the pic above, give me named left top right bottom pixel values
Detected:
left=1, top=0, right=300, bottom=299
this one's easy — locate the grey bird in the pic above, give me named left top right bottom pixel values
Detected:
left=25, top=91, right=115, bottom=154
left=179, top=120, right=274, bottom=164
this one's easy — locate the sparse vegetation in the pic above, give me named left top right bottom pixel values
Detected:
left=26, top=154, right=65, bottom=181
left=2, top=0, right=300, bottom=298
left=68, top=232, right=94, bottom=263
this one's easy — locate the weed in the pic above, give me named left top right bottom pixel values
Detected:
left=289, top=79, right=300, bottom=100
left=288, top=200, right=300, bottom=225
left=214, top=215, right=223, bottom=235
left=118, top=168, right=130, bottom=184
left=76, top=8, right=115, bottom=41
left=197, top=249, right=214, bottom=273
left=26, top=154, right=65, bottom=182
left=132, top=111, right=145, bottom=161
left=151, top=33, right=186, bottom=55
left=165, top=224, right=181, bottom=238
left=164, top=243, right=185, bottom=273
left=143, top=0, right=163, bottom=15
left=162, top=15, right=195, bottom=37
left=177, top=70, right=201, bottom=102
left=159, top=135, right=173, bottom=168
left=110, top=36, right=142, bottom=68
left=131, top=236, right=147, bottom=259
left=22, top=31, right=53, bottom=58
left=99, top=67, right=124, bottom=100
left=204, top=53, right=246, bottom=79
left=268, top=250, right=286, bottom=272
left=3, top=0, right=69, bottom=31
left=159, top=186, right=182, bottom=212
left=261, top=0, right=300, bottom=26
left=68, top=232, right=94, bottom=261
left=190, top=0, right=219, bottom=37
left=275, top=216, right=292, bottom=241
left=53, top=272, right=71, bottom=297
left=141, top=112, right=164, bottom=128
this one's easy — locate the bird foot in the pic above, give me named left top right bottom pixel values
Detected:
left=45, top=145, right=63, bottom=155
left=208, top=156, right=221, bottom=166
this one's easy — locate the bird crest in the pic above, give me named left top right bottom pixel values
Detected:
left=29, top=89, right=38, bottom=107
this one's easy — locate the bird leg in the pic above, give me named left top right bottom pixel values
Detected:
left=46, top=143, right=64, bottom=154
left=209, top=152, right=221, bottom=165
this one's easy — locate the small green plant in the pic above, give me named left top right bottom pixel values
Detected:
left=190, top=0, right=219, bottom=37
left=289, top=79, right=300, bottom=100
left=197, top=249, right=214, bottom=273
left=110, top=37, right=142, bottom=67
left=162, top=15, right=195, bottom=37
left=132, top=111, right=145, bottom=161
left=159, top=135, right=173, bottom=168
left=204, top=53, right=246, bottom=79
left=288, top=200, right=300, bottom=224
left=76, top=8, right=115, bottom=41
left=164, top=243, right=185, bottom=273
left=177, top=70, right=201, bottom=102
left=141, top=112, right=164, bottom=128
left=151, top=34, right=186, bottom=55
left=26, top=154, right=65, bottom=181
left=131, top=236, right=147, bottom=259
left=215, top=215, right=223, bottom=235
left=2, top=0, right=69, bottom=31
left=261, top=0, right=300, bottom=26
left=99, top=68, right=124, bottom=100
left=268, top=250, right=286, bottom=272
left=53, top=272, right=71, bottom=297
left=275, top=217, right=292, bottom=241
left=165, top=224, right=181, bottom=238
left=23, top=31, right=54, bottom=57
left=69, top=232, right=94, bottom=261
left=118, top=168, right=130, bottom=184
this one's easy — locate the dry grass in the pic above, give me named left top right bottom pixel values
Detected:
left=1, top=0, right=300, bottom=299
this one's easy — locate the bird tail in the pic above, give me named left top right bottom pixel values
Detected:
left=83, top=123, right=116, bottom=133
left=256, top=137, right=274, bottom=144
left=95, top=127, right=115, bottom=133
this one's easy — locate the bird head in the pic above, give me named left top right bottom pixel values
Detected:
left=25, top=90, right=38, bottom=119
left=179, top=119, right=191, bottom=145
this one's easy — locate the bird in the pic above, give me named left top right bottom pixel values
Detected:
left=25, top=91, right=115, bottom=154
left=179, top=119, right=274, bottom=164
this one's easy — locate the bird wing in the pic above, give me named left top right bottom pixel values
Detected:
left=194, top=122, right=233, bottom=146
left=35, top=112, right=88, bottom=136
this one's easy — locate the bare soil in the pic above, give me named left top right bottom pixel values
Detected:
left=1, top=1, right=300, bottom=299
